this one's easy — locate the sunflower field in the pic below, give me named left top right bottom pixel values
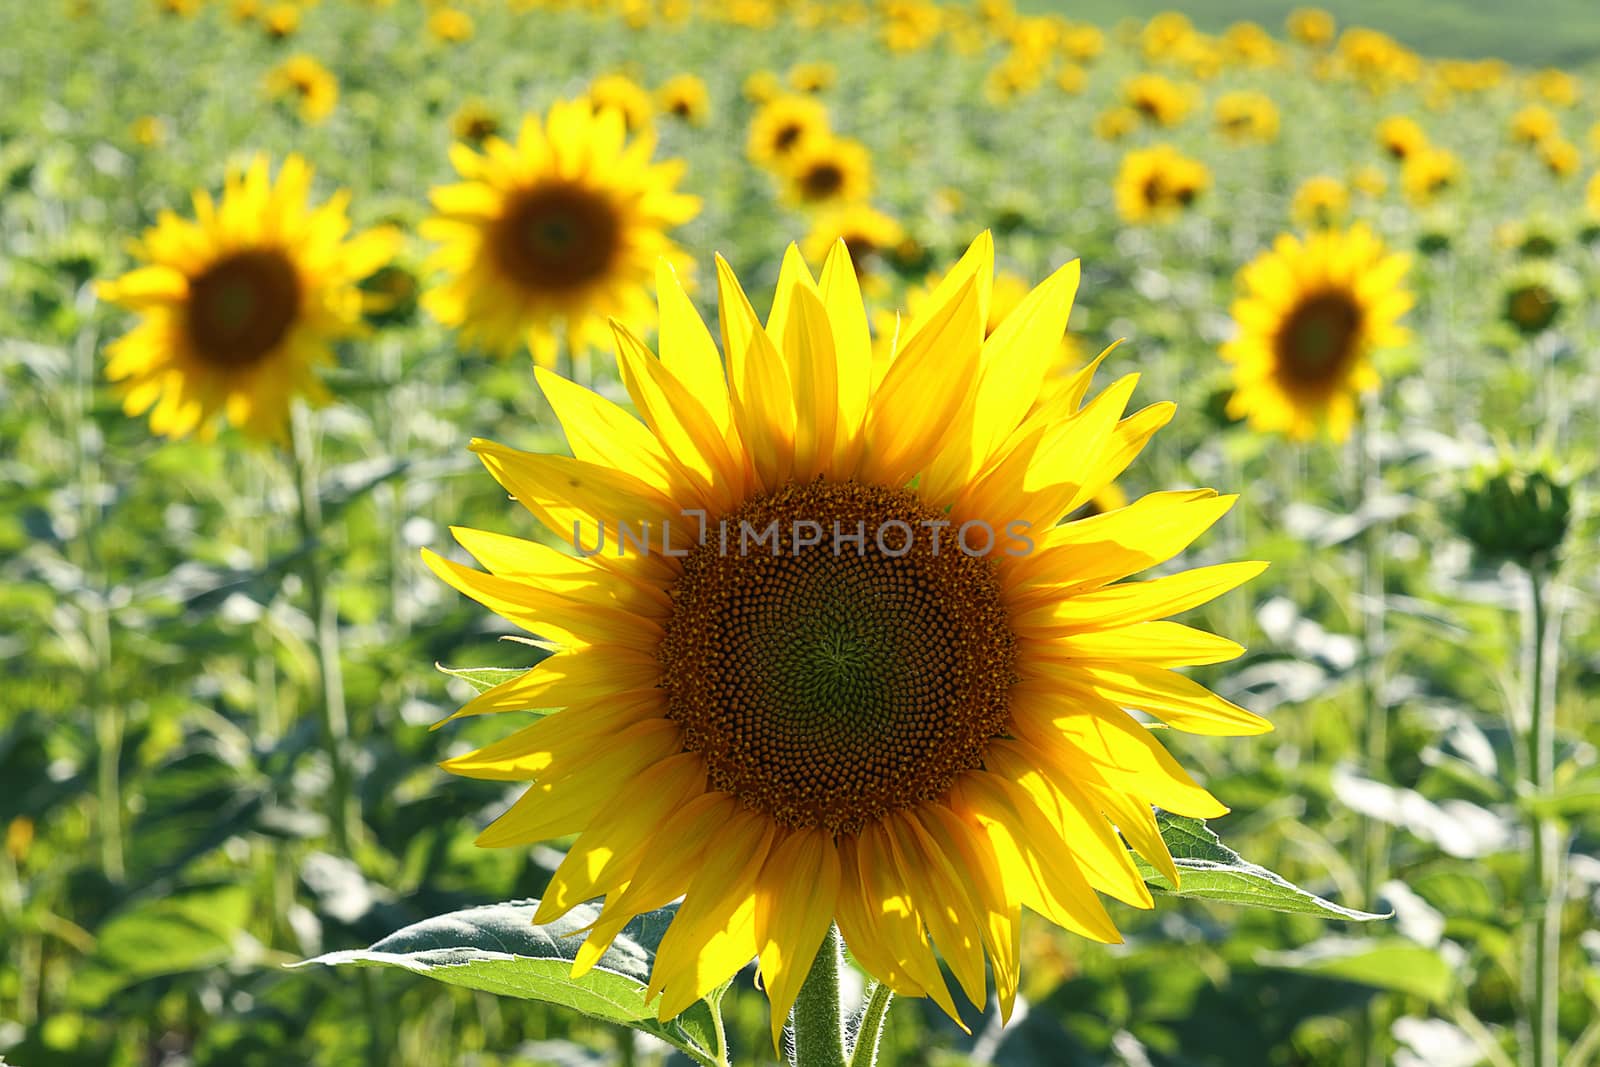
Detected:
left=3, top=0, right=1599, bottom=1065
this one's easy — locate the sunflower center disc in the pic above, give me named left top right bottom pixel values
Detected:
left=659, top=481, right=1016, bottom=834
left=801, top=162, right=845, bottom=199
left=1275, top=290, right=1361, bottom=382
left=493, top=181, right=621, bottom=291
left=186, top=249, right=301, bottom=367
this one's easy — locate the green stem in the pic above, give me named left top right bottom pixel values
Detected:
left=1526, top=565, right=1560, bottom=1067
left=791, top=925, right=847, bottom=1067
left=848, top=982, right=895, bottom=1067
left=1353, top=406, right=1388, bottom=1067
left=289, top=405, right=356, bottom=855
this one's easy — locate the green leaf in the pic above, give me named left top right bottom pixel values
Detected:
left=295, top=899, right=722, bottom=1062
left=435, top=664, right=531, bottom=694
left=70, top=883, right=252, bottom=1007
left=1256, top=937, right=1457, bottom=1002
left=1141, top=813, right=1388, bottom=921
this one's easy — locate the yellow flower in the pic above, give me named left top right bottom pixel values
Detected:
left=657, top=74, right=711, bottom=125
left=97, top=154, right=397, bottom=442
left=1061, top=22, right=1104, bottom=60
left=589, top=73, right=655, bottom=134
left=1376, top=115, right=1427, bottom=161
left=427, top=7, right=475, bottom=42
left=1540, top=138, right=1580, bottom=179
left=420, top=100, right=700, bottom=366
left=1055, top=63, right=1088, bottom=94
left=789, top=60, right=837, bottom=93
left=1401, top=147, right=1460, bottom=204
left=1213, top=90, right=1279, bottom=144
left=1093, top=106, right=1139, bottom=142
left=1139, top=11, right=1195, bottom=61
left=1588, top=172, right=1600, bottom=217
left=748, top=95, right=831, bottom=169
left=1351, top=163, right=1387, bottom=198
left=450, top=99, right=501, bottom=144
left=1529, top=68, right=1579, bottom=108
left=232, top=0, right=260, bottom=19
left=1285, top=6, right=1334, bottom=46
left=743, top=69, right=783, bottom=104
left=1290, top=176, right=1348, bottom=228
left=782, top=136, right=873, bottom=208
left=1222, top=225, right=1411, bottom=441
left=1114, top=144, right=1210, bottom=224
left=425, top=233, right=1266, bottom=1042
left=262, top=2, right=300, bottom=37
left=1123, top=73, right=1193, bottom=126
left=1511, top=105, right=1559, bottom=147
left=265, top=55, right=339, bottom=124
left=1222, top=21, right=1279, bottom=67
left=802, top=203, right=903, bottom=273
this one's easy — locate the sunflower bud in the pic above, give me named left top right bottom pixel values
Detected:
left=1453, top=461, right=1572, bottom=570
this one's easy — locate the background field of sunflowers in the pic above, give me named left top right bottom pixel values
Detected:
left=3, top=0, right=1599, bottom=1065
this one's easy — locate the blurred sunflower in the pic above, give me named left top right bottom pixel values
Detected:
left=1539, top=138, right=1580, bottom=179
left=1055, top=63, right=1088, bottom=95
left=1093, top=105, right=1139, bottom=142
left=1375, top=115, right=1427, bottom=161
left=427, top=7, right=474, bottom=43
left=421, top=100, right=700, bottom=366
left=97, top=154, right=397, bottom=441
left=1510, top=105, right=1559, bottom=146
left=265, top=54, right=338, bottom=124
left=1290, top=176, right=1348, bottom=228
left=657, top=74, right=711, bottom=125
left=783, top=136, right=873, bottom=207
left=748, top=95, right=830, bottom=169
left=1500, top=264, right=1575, bottom=337
left=802, top=203, right=903, bottom=275
left=129, top=115, right=167, bottom=148
left=261, top=2, right=300, bottom=38
left=450, top=99, right=501, bottom=145
left=1401, top=147, right=1460, bottom=204
left=1222, top=225, right=1412, bottom=440
left=426, top=234, right=1266, bottom=1041
left=1588, top=172, right=1600, bottom=217
left=1286, top=7, right=1335, bottom=47
left=1123, top=73, right=1192, bottom=126
left=1213, top=90, right=1279, bottom=144
left=743, top=69, right=783, bottom=103
left=1114, top=145, right=1210, bottom=224
left=788, top=60, right=837, bottom=92
left=589, top=73, right=655, bottom=133
left=1350, top=163, right=1387, bottom=198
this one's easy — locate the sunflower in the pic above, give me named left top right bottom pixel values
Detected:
left=1400, top=147, right=1459, bottom=205
left=1539, top=138, right=1580, bottom=179
left=1500, top=264, right=1575, bottom=337
left=1375, top=115, right=1427, bottom=161
left=1093, top=105, right=1139, bottom=142
left=1286, top=7, right=1335, bottom=47
left=783, top=136, right=873, bottom=207
left=427, top=7, right=475, bottom=42
left=743, top=69, right=784, bottom=104
left=421, top=100, right=700, bottom=367
left=425, top=234, right=1267, bottom=1041
left=747, top=94, right=830, bottom=170
left=1222, top=225, right=1412, bottom=440
left=450, top=99, right=501, bottom=145
left=1290, top=176, right=1348, bottom=228
left=1114, top=145, right=1210, bottom=224
left=802, top=203, right=903, bottom=274
left=657, top=74, right=711, bottom=125
left=96, top=154, right=397, bottom=442
left=1511, top=105, right=1559, bottom=146
left=265, top=54, right=339, bottom=124
left=788, top=60, right=837, bottom=92
left=1588, top=172, right=1600, bottom=218
left=262, top=2, right=300, bottom=38
left=1350, top=163, right=1387, bottom=198
left=1213, top=90, right=1279, bottom=144
left=589, top=73, right=655, bottom=133
left=1123, top=73, right=1193, bottom=126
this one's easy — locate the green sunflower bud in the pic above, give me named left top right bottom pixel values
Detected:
left=1453, top=460, right=1572, bottom=570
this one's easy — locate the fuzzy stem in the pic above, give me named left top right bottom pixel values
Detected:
left=791, top=925, right=847, bottom=1067
left=1353, top=404, right=1388, bottom=1067
left=289, top=405, right=356, bottom=854
left=1525, top=565, right=1561, bottom=1067
left=848, top=981, right=895, bottom=1067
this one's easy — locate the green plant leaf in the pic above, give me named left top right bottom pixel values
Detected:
left=435, top=664, right=532, bottom=694
left=1141, top=813, right=1388, bottom=921
left=1256, top=937, right=1457, bottom=1002
left=295, top=899, right=722, bottom=1063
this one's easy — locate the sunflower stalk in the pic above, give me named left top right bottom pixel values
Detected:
left=1523, top=563, right=1562, bottom=1067
left=790, top=925, right=850, bottom=1067
left=289, top=404, right=358, bottom=855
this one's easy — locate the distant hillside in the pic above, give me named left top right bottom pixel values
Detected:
left=1024, top=0, right=1600, bottom=68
